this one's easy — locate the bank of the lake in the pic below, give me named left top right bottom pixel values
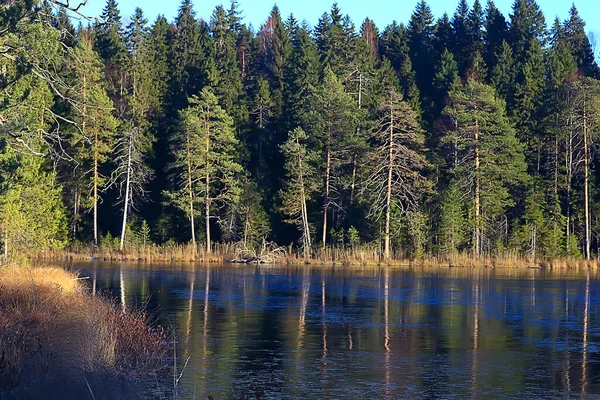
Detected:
left=0, top=264, right=170, bottom=399
left=40, top=244, right=600, bottom=270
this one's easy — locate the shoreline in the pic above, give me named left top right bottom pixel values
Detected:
left=37, top=248, right=600, bottom=270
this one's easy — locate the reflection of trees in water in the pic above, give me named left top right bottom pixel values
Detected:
left=76, top=264, right=600, bottom=398
left=582, top=271, right=590, bottom=394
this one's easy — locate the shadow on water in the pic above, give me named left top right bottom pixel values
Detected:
left=75, top=262, right=600, bottom=398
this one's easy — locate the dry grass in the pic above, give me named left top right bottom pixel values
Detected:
left=287, top=246, right=600, bottom=270
left=39, top=242, right=234, bottom=263
left=0, top=263, right=169, bottom=396
left=36, top=241, right=600, bottom=270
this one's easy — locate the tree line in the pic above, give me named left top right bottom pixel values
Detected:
left=1, top=0, right=600, bottom=260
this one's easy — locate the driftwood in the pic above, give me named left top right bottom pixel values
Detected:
left=226, top=241, right=286, bottom=264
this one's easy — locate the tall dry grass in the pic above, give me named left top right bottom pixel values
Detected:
left=40, top=242, right=236, bottom=263
left=36, top=240, right=600, bottom=270
left=0, top=263, right=169, bottom=397
left=288, top=246, right=600, bottom=270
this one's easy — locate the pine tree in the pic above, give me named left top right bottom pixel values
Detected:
left=68, top=32, right=118, bottom=246
left=304, top=68, right=358, bottom=246
left=363, top=87, right=429, bottom=259
left=440, top=78, right=528, bottom=256
left=280, top=127, right=320, bottom=258
left=111, top=8, right=154, bottom=251
left=167, top=88, right=242, bottom=253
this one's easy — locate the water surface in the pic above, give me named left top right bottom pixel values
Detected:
left=75, top=263, right=600, bottom=398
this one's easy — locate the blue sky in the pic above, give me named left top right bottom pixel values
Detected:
left=77, top=0, right=599, bottom=37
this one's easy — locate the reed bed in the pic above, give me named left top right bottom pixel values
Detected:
left=36, top=241, right=600, bottom=270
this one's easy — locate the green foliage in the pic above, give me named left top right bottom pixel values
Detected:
left=167, top=87, right=242, bottom=245
left=279, top=127, right=320, bottom=252
left=0, top=154, right=67, bottom=257
left=4, top=0, right=600, bottom=261
left=138, top=220, right=151, bottom=246
left=438, top=181, right=468, bottom=255
left=348, top=226, right=360, bottom=248
left=441, top=78, right=528, bottom=254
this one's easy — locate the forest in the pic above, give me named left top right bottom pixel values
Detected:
left=2, top=0, right=600, bottom=261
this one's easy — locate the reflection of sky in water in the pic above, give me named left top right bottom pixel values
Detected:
left=75, top=263, right=600, bottom=399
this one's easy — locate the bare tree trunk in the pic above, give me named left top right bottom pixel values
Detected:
left=350, top=155, right=357, bottom=203
left=73, top=189, right=79, bottom=240
left=298, top=138, right=311, bottom=258
left=474, top=118, right=481, bottom=258
left=205, top=174, right=211, bottom=254
left=258, top=107, right=263, bottom=163
left=584, top=95, right=591, bottom=259
left=119, top=135, right=133, bottom=251
left=205, top=131, right=211, bottom=255
left=322, top=136, right=331, bottom=248
left=350, top=72, right=363, bottom=204
left=93, top=128, right=99, bottom=247
left=187, top=138, right=196, bottom=249
left=384, top=103, right=393, bottom=260
left=566, top=115, right=573, bottom=253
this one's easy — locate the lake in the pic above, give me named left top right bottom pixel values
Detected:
left=74, top=262, right=600, bottom=398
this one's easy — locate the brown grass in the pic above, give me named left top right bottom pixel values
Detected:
left=287, top=246, right=600, bottom=270
left=0, top=263, right=169, bottom=396
left=39, top=242, right=234, bottom=263
left=36, top=241, right=600, bottom=270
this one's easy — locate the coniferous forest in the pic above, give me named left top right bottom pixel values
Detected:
left=2, top=0, right=600, bottom=261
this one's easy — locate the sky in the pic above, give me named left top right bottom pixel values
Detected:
left=76, top=0, right=600, bottom=37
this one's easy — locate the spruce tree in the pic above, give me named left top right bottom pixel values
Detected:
left=210, top=5, right=247, bottom=127
left=170, top=0, right=205, bottom=108
left=562, top=5, right=599, bottom=78
left=433, top=13, right=453, bottom=60
left=451, top=0, right=471, bottom=76
left=484, top=0, right=509, bottom=75
left=94, top=0, right=128, bottom=118
left=407, top=0, right=435, bottom=120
